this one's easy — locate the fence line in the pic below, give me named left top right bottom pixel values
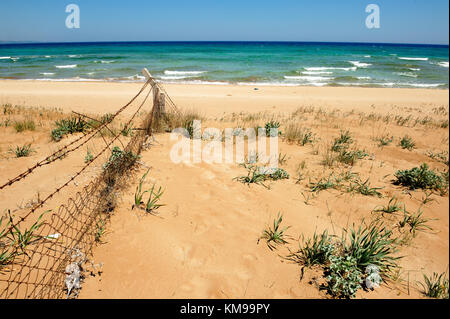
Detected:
left=0, top=72, right=175, bottom=298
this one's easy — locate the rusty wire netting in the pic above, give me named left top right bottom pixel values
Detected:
left=0, top=76, right=170, bottom=299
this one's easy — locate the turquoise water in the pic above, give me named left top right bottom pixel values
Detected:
left=0, top=42, right=448, bottom=88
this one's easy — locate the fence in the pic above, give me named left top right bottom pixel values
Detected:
left=0, top=69, right=176, bottom=298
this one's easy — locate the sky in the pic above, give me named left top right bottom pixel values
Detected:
left=0, top=0, right=448, bottom=45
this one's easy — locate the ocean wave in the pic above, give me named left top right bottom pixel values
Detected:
left=357, top=76, right=371, bottom=80
left=401, top=83, right=445, bottom=88
left=160, top=75, right=201, bottom=80
left=304, top=66, right=356, bottom=71
left=0, top=56, right=11, bottom=60
left=301, top=71, right=333, bottom=75
left=40, top=72, right=55, bottom=76
left=398, top=57, right=429, bottom=61
left=349, top=61, right=372, bottom=68
left=164, top=70, right=207, bottom=75
left=55, top=64, right=77, bottom=69
left=409, top=68, right=421, bottom=71
left=396, top=72, right=418, bottom=78
left=284, top=75, right=332, bottom=81
left=437, top=61, right=449, bottom=68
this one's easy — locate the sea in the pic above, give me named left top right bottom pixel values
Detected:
left=0, top=41, right=448, bottom=88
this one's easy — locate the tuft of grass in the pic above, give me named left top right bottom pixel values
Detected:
left=103, top=146, right=139, bottom=170
left=51, top=116, right=90, bottom=141
left=11, top=144, right=34, bottom=158
left=336, top=149, right=368, bottom=166
left=84, top=150, right=94, bottom=163
left=347, top=178, right=383, bottom=197
left=258, top=213, right=290, bottom=250
left=234, top=164, right=268, bottom=188
left=14, top=119, right=36, bottom=133
left=283, top=123, right=315, bottom=145
left=394, top=163, right=448, bottom=195
left=144, top=184, right=165, bottom=214
left=95, top=218, right=106, bottom=243
left=291, top=230, right=335, bottom=267
left=398, top=208, right=433, bottom=237
left=373, top=196, right=403, bottom=214
left=234, top=165, right=288, bottom=188
left=331, top=130, right=353, bottom=152
left=376, top=134, right=394, bottom=147
left=133, top=169, right=150, bottom=208
left=264, top=121, right=281, bottom=137
left=342, top=221, right=399, bottom=272
left=399, top=135, right=416, bottom=151
left=420, top=272, right=449, bottom=299
left=8, top=211, right=46, bottom=254
left=309, top=174, right=340, bottom=193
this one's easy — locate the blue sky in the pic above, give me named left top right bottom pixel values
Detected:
left=0, top=0, right=448, bottom=44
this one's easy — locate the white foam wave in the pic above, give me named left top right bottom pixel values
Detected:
left=55, top=64, right=77, bottom=69
left=284, top=75, right=332, bottom=81
left=437, top=61, right=449, bottom=68
left=40, top=72, right=55, bottom=76
left=301, top=71, right=333, bottom=75
left=0, top=56, right=11, bottom=60
left=409, top=68, right=421, bottom=71
left=349, top=61, right=372, bottom=68
left=305, top=66, right=356, bottom=71
left=398, top=57, right=429, bottom=61
left=164, top=70, right=207, bottom=75
left=396, top=72, right=418, bottom=78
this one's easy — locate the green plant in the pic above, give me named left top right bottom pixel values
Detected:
left=283, top=124, right=315, bottom=145
left=347, top=178, right=383, bottom=197
left=258, top=213, right=290, bottom=250
left=145, top=184, right=165, bottom=214
left=331, top=130, right=353, bottom=152
left=234, top=164, right=268, bottom=188
left=11, top=144, right=34, bottom=158
left=0, top=215, right=15, bottom=266
left=394, top=163, right=448, bottom=194
left=14, top=119, right=36, bottom=132
left=373, top=196, right=403, bottom=214
left=398, top=208, right=433, bottom=236
left=420, top=272, right=449, bottom=299
left=264, top=121, right=281, bottom=137
left=342, top=221, right=399, bottom=272
left=324, top=254, right=363, bottom=299
left=293, top=230, right=335, bottom=267
left=95, top=218, right=106, bottom=243
left=278, top=153, right=288, bottom=166
left=51, top=116, right=90, bottom=141
left=399, top=135, right=416, bottom=150
left=336, top=149, right=369, bottom=166
left=120, top=122, right=134, bottom=137
left=8, top=211, right=46, bottom=253
left=84, top=150, right=94, bottom=163
left=309, top=174, right=340, bottom=193
left=133, top=169, right=150, bottom=208
left=376, top=134, right=394, bottom=147
left=103, top=146, right=139, bottom=170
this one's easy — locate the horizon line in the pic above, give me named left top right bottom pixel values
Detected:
left=0, top=40, right=449, bottom=47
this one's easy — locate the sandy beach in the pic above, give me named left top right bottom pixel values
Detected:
left=1, top=80, right=448, bottom=117
left=0, top=80, right=448, bottom=299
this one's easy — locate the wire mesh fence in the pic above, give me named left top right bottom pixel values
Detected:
left=0, top=77, right=168, bottom=298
